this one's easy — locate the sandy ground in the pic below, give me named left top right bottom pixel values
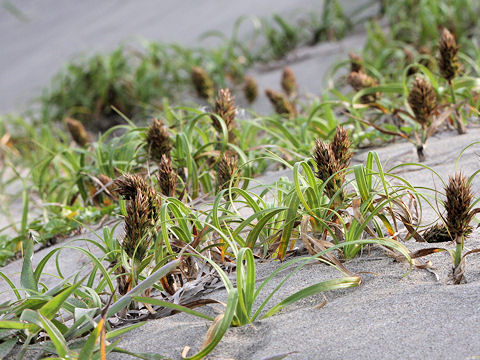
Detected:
left=0, top=0, right=372, bottom=113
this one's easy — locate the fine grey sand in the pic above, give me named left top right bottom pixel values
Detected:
left=0, top=0, right=372, bottom=113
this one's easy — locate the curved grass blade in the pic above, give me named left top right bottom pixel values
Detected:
left=21, top=233, right=38, bottom=295
left=262, top=276, right=361, bottom=319
left=183, top=289, right=238, bottom=360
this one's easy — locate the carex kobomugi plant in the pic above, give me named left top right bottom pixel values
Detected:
left=191, top=66, right=215, bottom=101
left=216, top=152, right=240, bottom=198
left=444, top=173, right=475, bottom=284
left=281, top=67, right=298, bottom=98
left=438, top=28, right=460, bottom=85
left=313, top=125, right=353, bottom=208
left=211, top=88, right=237, bottom=143
left=348, top=52, right=364, bottom=73
left=157, top=154, right=177, bottom=198
left=113, top=173, right=161, bottom=293
left=65, top=117, right=90, bottom=147
left=243, top=75, right=258, bottom=104
left=407, top=76, right=437, bottom=161
left=346, top=71, right=378, bottom=104
left=145, top=118, right=172, bottom=163
left=413, top=172, right=480, bottom=284
left=438, top=28, right=466, bottom=134
left=265, top=88, right=296, bottom=118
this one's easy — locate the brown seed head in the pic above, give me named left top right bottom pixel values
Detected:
left=157, top=154, right=177, bottom=197
left=116, top=174, right=161, bottom=262
left=407, top=77, right=437, bottom=129
left=331, top=126, right=353, bottom=170
left=265, top=88, right=296, bottom=118
left=438, top=28, right=459, bottom=82
left=347, top=71, right=377, bottom=91
left=114, top=174, right=160, bottom=216
left=146, top=118, right=171, bottom=162
left=65, top=117, right=90, bottom=147
left=422, top=223, right=453, bottom=243
left=445, top=173, right=473, bottom=243
left=313, top=140, right=337, bottom=183
left=244, top=75, right=258, bottom=104
left=346, top=71, right=378, bottom=104
left=281, top=67, right=298, bottom=97
left=348, top=52, right=364, bottom=73
left=114, top=174, right=149, bottom=200
left=123, top=191, right=152, bottom=262
left=211, top=88, right=236, bottom=142
left=217, top=153, right=239, bottom=192
left=191, top=66, right=214, bottom=100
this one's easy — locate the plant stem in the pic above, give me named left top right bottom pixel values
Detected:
left=449, top=82, right=466, bottom=134
left=416, top=144, right=426, bottom=162
left=454, top=237, right=463, bottom=268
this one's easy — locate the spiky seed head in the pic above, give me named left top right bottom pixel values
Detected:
left=217, top=153, right=239, bottom=192
left=346, top=71, right=378, bottom=104
left=265, top=88, right=296, bottom=118
left=281, top=67, right=298, bottom=97
left=348, top=52, right=364, bottom=73
left=331, top=126, right=353, bottom=170
left=116, top=174, right=160, bottom=219
left=445, top=173, right=473, bottom=243
left=123, top=191, right=152, bottom=262
left=438, top=28, right=459, bottom=83
left=313, top=132, right=353, bottom=202
left=407, top=77, right=437, bottom=129
left=313, top=139, right=337, bottom=183
left=422, top=223, right=453, bottom=243
left=65, top=117, right=90, bottom=147
left=113, top=174, right=149, bottom=200
left=243, top=75, right=258, bottom=104
left=157, top=154, right=177, bottom=197
left=211, top=88, right=236, bottom=142
left=347, top=71, right=377, bottom=91
left=191, top=66, right=214, bottom=100
left=116, top=174, right=161, bottom=262
left=146, top=118, right=171, bottom=162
